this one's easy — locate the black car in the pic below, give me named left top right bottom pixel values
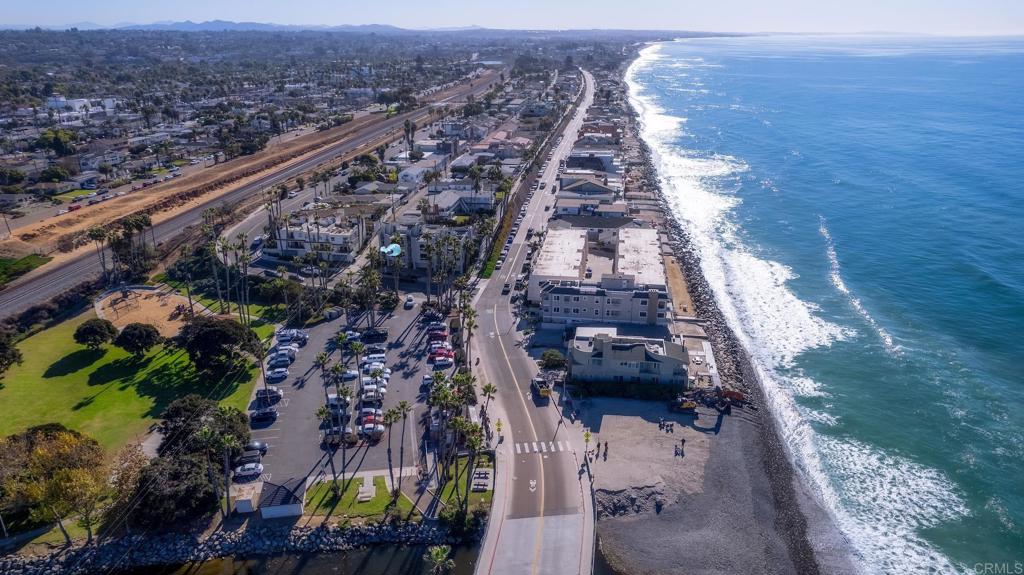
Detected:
left=364, top=345, right=387, bottom=355
left=423, top=310, right=444, bottom=321
left=245, top=440, right=268, bottom=454
left=363, top=327, right=389, bottom=342
left=255, top=386, right=283, bottom=403
left=250, top=407, right=278, bottom=423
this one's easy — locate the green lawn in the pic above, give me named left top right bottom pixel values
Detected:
left=0, top=311, right=257, bottom=452
left=439, top=455, right=493, bottom=513
left=0, top=254, right=52, bottom=287
left=51, top=189, right=95, bottom=203
left=306, top=476, right=419, bottom=521
left=155, top=274, right=284, bottom=341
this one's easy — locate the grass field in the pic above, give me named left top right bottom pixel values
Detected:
left=0, top=311, right=257, bottom=452
left=51, top=189, right=95, bottom=203
left=439, top=455, right=493, bottom=513
left=0, top=254, right=52, bottom=287
left=306, top=476, right=419, bottom=521
left=155, top=274, right=285, bottom=341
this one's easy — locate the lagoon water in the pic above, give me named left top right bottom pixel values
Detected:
left=627, top=36, right=1024, bottom=574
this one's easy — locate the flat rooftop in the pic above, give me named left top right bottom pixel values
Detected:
left=615, top=228, right=665, bottom=288
left=533, top=229, right=587, bottom=278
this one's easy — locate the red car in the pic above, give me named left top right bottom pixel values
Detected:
left=428, top=332, right=448, bottom=342
left=429, top=351, right=454, bottom=363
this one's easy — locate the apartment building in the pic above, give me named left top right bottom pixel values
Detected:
left=568, top=327, right=688, bottom=386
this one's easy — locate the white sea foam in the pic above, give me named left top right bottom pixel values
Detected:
left=819, top=216, right=900, bottom=354
left=627, top=42, right=970, bottom=575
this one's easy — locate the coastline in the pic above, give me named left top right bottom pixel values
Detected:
left=594, top=45, right=859, bottom=575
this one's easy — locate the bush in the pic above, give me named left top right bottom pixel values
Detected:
left=73, top=318, right=118, bottom=349
left=540, top=349, right=566, bottom=369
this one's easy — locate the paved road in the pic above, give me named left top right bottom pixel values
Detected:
left=0, top=71, right=502, bottom=319
left=475, top=70, right=595, bottom=575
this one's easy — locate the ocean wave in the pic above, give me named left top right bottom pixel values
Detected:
left=627, top=43, right=970, bottom=575
left=819, top=216, right=901, bottom=354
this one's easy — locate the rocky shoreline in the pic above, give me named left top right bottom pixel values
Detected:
left=0, top=522, right=456, bottom=575
left=592, top=50, right=858, bottom=575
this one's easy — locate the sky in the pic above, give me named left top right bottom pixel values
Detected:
left=3, top=0, right=1023, bottom=35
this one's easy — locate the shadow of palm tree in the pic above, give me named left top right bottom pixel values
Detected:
left=43, top=348, right=106, bottom=378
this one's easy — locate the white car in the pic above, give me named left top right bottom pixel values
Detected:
left=341, top=370, right=360, bottom=381
left=433, top=357, right=454, bottom=368
left=233, top=462, right=263, bottom=479
left=362, top=363, right=391, bottom=376
left=359, top=423, right=385, bottom=437
left=267, top=367, right=289, bottom=381
left=422, top=374, right=434, bottom=386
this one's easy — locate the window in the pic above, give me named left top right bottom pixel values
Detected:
left=573, top=308, right=580, bottom=314
left=553, top=307, right=560, bottom=313
left=658, top=301, right=666, bottom=309
left=639, top=311, right=647, bottom=318
left=595, top=309, right=600, bottom=316
left=573, top=296, right=580, bottom=302
left=553, top=295, right=560, bottom=302
left=657, top=312, right=665, bottom=318
left=582, top=308, right=587, bottom=314
left=640, top=299, right=648, bottom=306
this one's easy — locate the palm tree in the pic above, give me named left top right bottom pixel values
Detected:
left=480, top=383, right=497, bottom=417
left=463, top=309, right=477, bottom=366
left=383, top=407, right=400, bottom=499
left=423, top=545, right=454, bottom=575
left=336, top=383, right=353, bottom=490
left=349, top=342, right=365, bottom=374
left=396, top=400, right=412, bottom=496
left=219, top=434, right=240, bottom=518
left=462, top=424, right=483, bottom=512
left=194, top=426, right=225, bottom=519
left=87, top=227, right=109, bottom=282
left=315, top=405, right=341, bottom=490
left=333, top=333, right=349, bottom=361
left=422, top=231, right=435, bottom=304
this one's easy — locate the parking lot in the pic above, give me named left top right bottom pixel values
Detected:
left=242, top=291, right=456, bottom=486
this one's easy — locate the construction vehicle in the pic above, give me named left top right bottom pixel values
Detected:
left=531, top=376, right=551, bottom=400
left=668, top=395, right=698, bottom=415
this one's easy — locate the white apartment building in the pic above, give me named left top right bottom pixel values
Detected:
left=265, top=214, right=367, bottom=264
left=568, top=327, right=688, bottom=386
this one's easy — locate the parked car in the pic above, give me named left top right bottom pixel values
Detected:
left=362, top=363, right=391, bottom=376
left=427, top=332, right=448, bottom=342
left=250, top=406, right=279, bottom=422
left=267, top=368, right=289, bottom=381
left=268, top=356, right=291, bottom=369
left=300, top=265, right=321, bottom=277
left=364, top=345, right=387, bottom=355
left=235, top=450, right=262, bottom=466
left=233, top=462, right=264, bottom=480
left=359, top=423, right=385, bottom=438
left=404, top=295, right=415, bottom=309
left=255, top=386, right=283, bottom=402
left=359, top=408, right=384, bottom=422
left=343, top=330, right=362, bottom=341
left=422, top=374, right=434, bottom=387
left=433, top=357, right=454, bottom=369
left=426, top=322, right=447, bottom=331
left=362, top=327, right=389, bottom=342
left=341, top=370, right=360, bottom=382
left=501, top=283, right=511, bottom=295
left=245, top=440, right=268, bottom=454
left=322, top=426, right=357, bottom=446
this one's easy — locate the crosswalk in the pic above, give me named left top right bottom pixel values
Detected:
left=514, top=440, right=573, bottom=455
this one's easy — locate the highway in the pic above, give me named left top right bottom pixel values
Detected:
left=0, top=70, right=501, bottom=318
left=475, top=70, right=595, bottom=575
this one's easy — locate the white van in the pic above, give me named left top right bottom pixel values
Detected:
left=362, top=353, right=386, bottom=365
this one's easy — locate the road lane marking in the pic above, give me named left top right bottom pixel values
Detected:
left=549, top=442, right=556, bottom=452
left=515, top=443, right=521, bottom=454
left=532, top=442, right=538, bottom=453
left=540, top=442, right=547, bottom=453
left=557, top=441, right=564, bottom=451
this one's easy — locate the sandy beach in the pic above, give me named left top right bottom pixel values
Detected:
left=589, top=51, right=859, bottom=575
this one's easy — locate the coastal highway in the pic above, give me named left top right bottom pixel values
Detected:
left=475, top=70, right=595, bottom=575
left=0, top=70, right=501, bottom=318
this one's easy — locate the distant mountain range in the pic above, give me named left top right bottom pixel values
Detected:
left=1, top=20, right=482, bottom=33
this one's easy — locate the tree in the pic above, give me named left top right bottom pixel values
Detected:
left=424, top=545, right=455, bottom=575
left=114, top=322, right=163, bottom=358
left=8, top=426, right=105, bottom=545
left=540, top=349, right=566, bottom=370
left=157, top=395, right=250, bottom=456
left=0, top=331, right=22, bottom=381
left=129, top=454, right=217, bottom=528
left=481, top=383, right=497, bottom=416
left=178, top=315, right=259, bottom=375
left=296, top=176, right=306, bottom=190
left=396, top=400, right=412, bottom=497
left=102, top=442, right=147, bottom=533
left=73, top=318, right=118, bottom=350
left=383, top=408, right=400, bottom=498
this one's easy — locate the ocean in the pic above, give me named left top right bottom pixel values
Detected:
left=627, top=36, right=1024, bottom=574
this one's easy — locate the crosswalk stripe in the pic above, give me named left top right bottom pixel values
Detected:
left=549, top=442, right=556, bottom=452
left=557, top=441, right=564, bottom=451
left=515, top=443, right=521, bottom=454
left=532, top=442, right=538, bottom=453
left=540, top=442, right=547, bottom=453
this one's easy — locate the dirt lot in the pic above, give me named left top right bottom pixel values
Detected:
left=96, top=288, right=197, bottom=337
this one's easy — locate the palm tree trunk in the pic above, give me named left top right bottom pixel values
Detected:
left=386, top=429, right=396, bottom=500
left=398, top=415, right=408, bottom=498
